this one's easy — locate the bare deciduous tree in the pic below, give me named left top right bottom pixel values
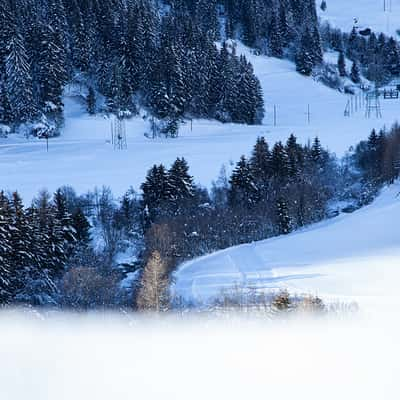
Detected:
left=136, top=250, right=170, bottom=312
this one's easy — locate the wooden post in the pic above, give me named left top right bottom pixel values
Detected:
left=273, top=105, right=277, bottom=126
left=46, top=135, right=49, bottom=152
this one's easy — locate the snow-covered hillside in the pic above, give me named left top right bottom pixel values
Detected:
left=2, top=42, right=400, bottom=200
left=319, top=0, right=400, bottom=37
left=173, top=182, right=400, bottom=312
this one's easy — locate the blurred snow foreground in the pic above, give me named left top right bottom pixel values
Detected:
left=0, top=310, right=399, bottom=400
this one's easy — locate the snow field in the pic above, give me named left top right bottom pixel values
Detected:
left=2, top=43, right=400, bottom=200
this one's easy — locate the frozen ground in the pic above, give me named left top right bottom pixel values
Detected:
left=1, top=42, right=400, bottom=200
left=319, top=0, right=400, bottom=37
left=174, top=182, right=400, bottom=313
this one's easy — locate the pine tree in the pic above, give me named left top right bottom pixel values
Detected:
left=36, top=24, right=67, bottom=113
left=0, top=0, right=16, bottom=75
left=0, top=192, right=13, bottom=303
left=168, top=157, right=195, bottom=208
left=295, top=28, right=315, bottom=76
left=338, top=51, right=346, bottom=77
left=286, top=134, right=303, bottom=178
left=270, top=141, right=289, bottom=180
left=86, top=87, right=96, bottom=115
left=0, top=80, right=12, bottom=124
left=141, top=164, right=171, bottom=221
left=350, top=61, right=361, bottom=84
left=6, top=34, right=37, bottom=123
left=311, top=137, right=323, bottom=165
left=72, top=207, right=91, bottom=246
left=250, top=136, right=271, bottom=192
left=384, top=37, right=400, bottom=76
left=53, top=189, right=76, bottom=246
left=269, top=12, right=283, bottom=58
left=229, top=155, right=258, bottom=207
left=276, top=197, right=292, bottom=235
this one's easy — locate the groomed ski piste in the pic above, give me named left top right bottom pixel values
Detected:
left=173, top=182, right=400, bottom=313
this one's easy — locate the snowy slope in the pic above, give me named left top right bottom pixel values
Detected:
left=2, top=42, right=400, bottom=200
left=173, top=182, right=400, bottom=312
left=319, top=0, right=400, bottom=37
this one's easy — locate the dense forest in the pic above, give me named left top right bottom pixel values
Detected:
left=0, top=0, right=327, bottom=135
left=1, top=127, right=399, bottom=309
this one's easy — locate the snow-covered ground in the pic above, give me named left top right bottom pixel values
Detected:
left=2, top=42, right=400, bottom=200
left=174, top=182, right=400, bottom=313
left=319, top=0, right=400, bottom=37
left=1, top=312, right=399, bottom=400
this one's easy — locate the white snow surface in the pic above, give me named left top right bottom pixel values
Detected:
left=173, top=182, right=400, bottom=312
left=2, top=42, right=400, bottom=200
left=319, top=0, right=400, bottom=37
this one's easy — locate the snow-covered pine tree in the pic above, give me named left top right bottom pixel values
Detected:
left=270, top=141, right=289, bottom=180
left=229, top=155, right=258, bottom=207
left=141, top=164, right=171, bottom=222
left=295, top=27, right=315, bottom=76
left=5, top=33, right=37, bottom=123
left=36, top=24, right=67, bottom=114
left=72, top=207, right=91, bottom=246
left=250, top=136, right=271, bottom=195
left=269, top=12, right=283, bottom=58
left=168, top=157, right=195, bottom=209
left=350, top=61, right=361, bottom=84
left=0, top=80, right=12, bottom=125
left=0, top=192, right=13, bottom=303
left=276, top=197, right=292, bottom=235
left=286, top=134, right=303, bottom=179
left=86, top=87, right=96, bottom=115
left=0, top=0, right=15, bottom=75
left=338, top=51, right=346, bottom=77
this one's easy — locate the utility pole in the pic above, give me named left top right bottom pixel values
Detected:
left=273, top=105, right=277, bottom=126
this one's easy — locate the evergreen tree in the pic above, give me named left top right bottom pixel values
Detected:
left=168, top=157, right=195, bottom=208
left=270, top=141, right=289, bottom=180
left=141, top=164, right=171, bottom=221
left=5, top=34, right=37, bottom=123
left=250, top=136, right=271, bottom=192
left=286, top=134, right=303, bottom=178
left=0, top=192, right=13, bottom=303
left=276, top=197, right=292, bottom=235
left=229, top=155, right=258, bottom=207
left=269, top=12, right=283, bottom=58
left=296, top=28, right=315, bottom=76
left=36, top=24, right=67, bottom=113
left=72, top=207, right=91, bottom=246
left=86, top=87, right=96, bottom=115
left=350, top=61, right=361, bottom=84
left=338, top=51, right=346, bottom=77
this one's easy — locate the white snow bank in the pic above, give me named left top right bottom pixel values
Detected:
left=0, top=313, right=399, bottom=400
left=319, top=0, right=400, bottom=37
left=174, top=182, right=400, bottom=313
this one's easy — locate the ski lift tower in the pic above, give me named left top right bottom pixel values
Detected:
left=365, top=88, right=382, bottom=119
left=111, top=112, right=127, bottom=150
